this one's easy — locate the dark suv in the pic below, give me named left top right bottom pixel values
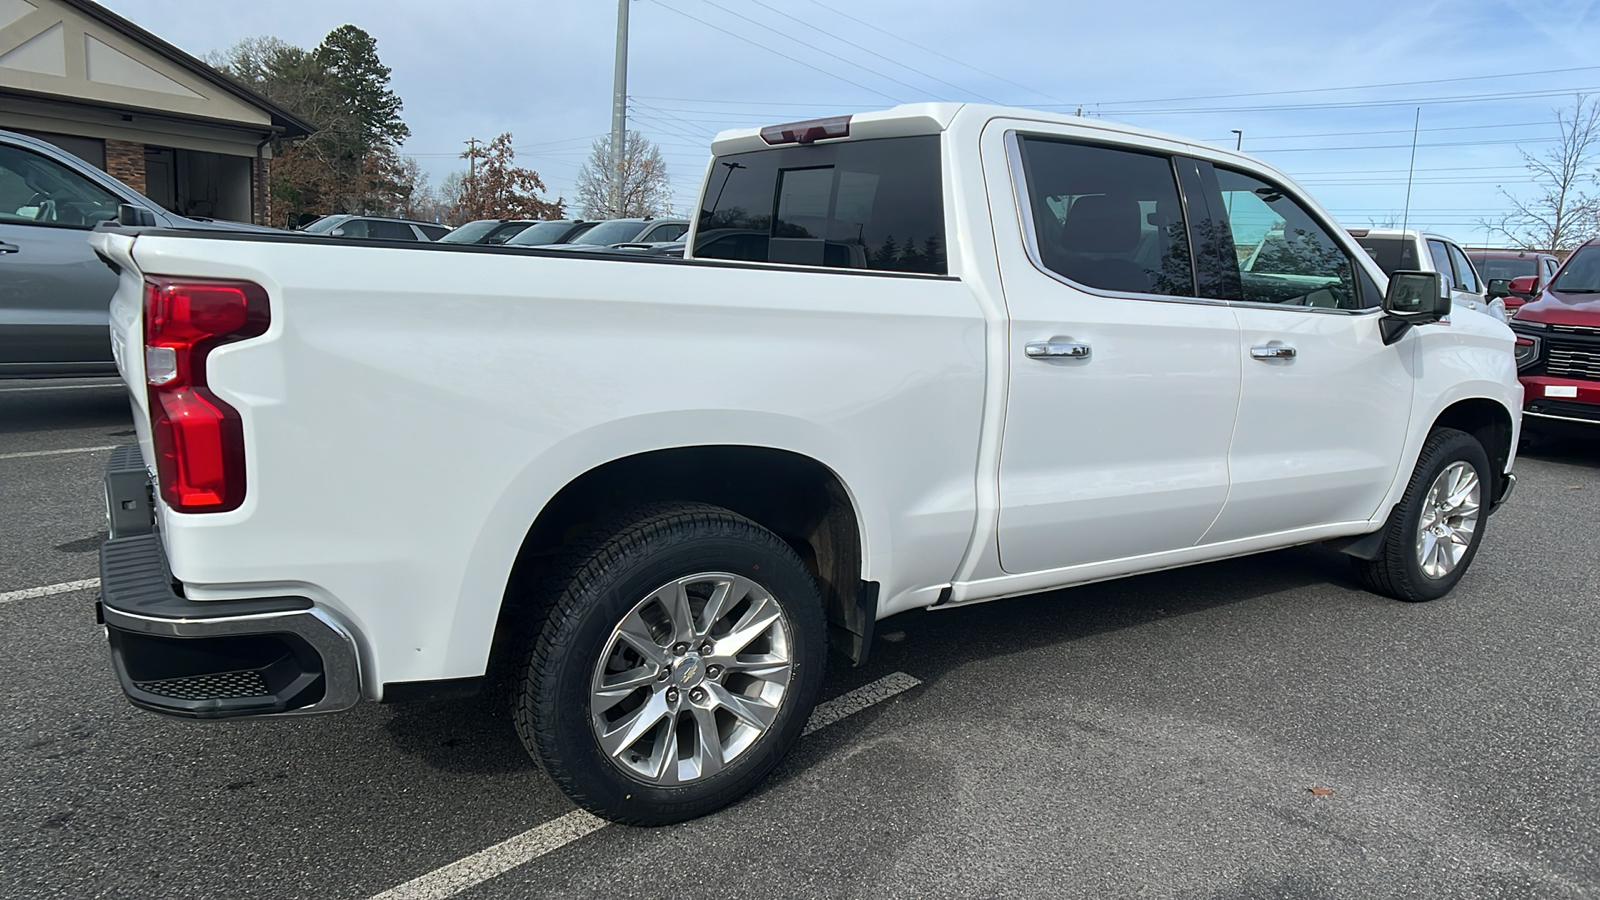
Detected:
left=1469, top=249, right=1561, bottom=311
left=302, top=214, right=448, bottom=241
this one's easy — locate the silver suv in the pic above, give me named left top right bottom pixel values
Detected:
left=1349, top=228, right=1505, bottom=322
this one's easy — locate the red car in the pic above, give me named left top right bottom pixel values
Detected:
left=1507, top=241, right=1600, bottom=434
left=1470, top=248, right=1561, bottom=311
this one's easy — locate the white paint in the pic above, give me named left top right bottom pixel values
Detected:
left=0, top=20, right=64, bottom=76
left=85, top=34, right=201, bottom=97
left=0, top=578, right=99, bottom=604
left=0, top=445, right=116, bottom=460
left=368, top=671, right=921, bottom=900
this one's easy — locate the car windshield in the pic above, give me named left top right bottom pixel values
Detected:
left=1353, top=236, right=1420, bottom=275
left=506, top=221, right=578, bottom=245
left=301, top=216, right=347, bottom=234
left=440, top=221, right=499, bottom=243
left=1474, top=257, right=1537, bottom=281
left=571, top=220, right=644, bottom=245
left=1551, top=246, right=1600, bottom=291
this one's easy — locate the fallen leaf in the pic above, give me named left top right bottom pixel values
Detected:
left=1308, top=787, right=1335, bottom=796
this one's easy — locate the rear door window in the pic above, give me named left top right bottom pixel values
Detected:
left=1447, top=244, right=1480, bottom=293
left=696, top=135, right=946, bottom=274
left=368, top=220, right=419, bottom=240
left=1015, top=137, right=1194, bottom=297
left=1427, top=239, right=1456, bottom=290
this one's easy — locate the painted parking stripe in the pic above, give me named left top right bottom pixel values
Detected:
left=368, top=671, right=923, bottom=900
left=0, top=382, right=122, bottom=393
left=0, top=578, right=100, bottom=605
left=0, top=445, right=118, bottom=460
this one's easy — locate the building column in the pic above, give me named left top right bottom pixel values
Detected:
left=105, top=139, right=146, bottom=194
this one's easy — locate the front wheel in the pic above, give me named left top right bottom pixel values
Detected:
left=1354, top=428, right=1491, bottom=602
left=513, top=503, right=827, bottom=825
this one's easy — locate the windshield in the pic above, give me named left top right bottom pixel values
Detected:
left=440, top=220, right=499, bottom=243
left=302, top=216, right=347, bottom=234
left=1473, top=257, right=1537, bottom=281
left=506, top=221, right=578, bottom=245
left=571, top=220, right=645, bottom=245
left=1551, top=246, right=1600, bottom=291
left=1353, top=236, right=1420, bottom=275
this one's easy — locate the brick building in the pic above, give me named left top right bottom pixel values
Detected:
left=0, top=0, right=313, bottom=224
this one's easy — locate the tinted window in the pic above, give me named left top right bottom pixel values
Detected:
left=1215, top=168, right=1359, bottom=309
left=1447, top=244, right=1480, bottom=293
left=363, top=220, right=417, bottom=240
left=697, top=135, right=946, bottom=275
left=440, top=220, right=500, bottom=243
left=1355, top=236, right=1422, bottom=275
left=1473, top=256, right=1537, bottom=281
left=1552, top=245, right=1600, bottom=291
left=417, top=224, right=448, bottom=240
left=574, top=220, right=647, bottom=245
left=1545, top=258, right=1559, bottom=281
left=644, top=223, right=687, bottom=242
left=1427, top=240, right=1455, bottom=290
left=1017, top=137, right=1192, bottom=296
left=483, top=222, right=532, bottom=244
left=506, top=221, right=577, bottom=245
left=335, top=219, right=369, bottom=238
left=0, top=143, right=122, bottom=228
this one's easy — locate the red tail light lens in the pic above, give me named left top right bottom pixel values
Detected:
left=143, top=277, right=270, bottom=513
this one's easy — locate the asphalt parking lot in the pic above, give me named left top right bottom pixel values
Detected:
left=2, top=381, right=1597, bottom=900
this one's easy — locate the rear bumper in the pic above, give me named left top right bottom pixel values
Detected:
left=98, top=446, right=361, bottom=719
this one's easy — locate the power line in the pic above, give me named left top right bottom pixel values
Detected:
left=743, top=0, right=1000, bottom=103
left=643, top=0, right=903, bottom=102
left=1100, top=85, right=1600, bottom=116
left=1205, top=120, right=1550, bottom=144
left=802, top=0, right=1063, bottom=104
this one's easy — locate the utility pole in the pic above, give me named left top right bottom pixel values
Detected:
left=464, top=137, right=480, bottom=215
left=611, top=0, right=629, bottom=218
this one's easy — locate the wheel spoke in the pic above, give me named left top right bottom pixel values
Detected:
left=688, top=703, right=725, bottom=779
left=709, top=682, right=780, bottom=731
left=592, top=666, right=657, bottom=713
left=597, top=690, right=671, bottom=759
left=653, top=714, right=684, bottom=784
left=725, top=654, right=790, bottom=681
left=698, top=577, right=741, bottom=637
left=614, top=611, right=668, bottom=666
left=715, top=595, right=783, bottom=657
left=657, top=580, right=696, bottom=645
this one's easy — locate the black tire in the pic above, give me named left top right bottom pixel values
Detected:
left=1354, top=427, right=1492, bottom=602
left=513, top=502, right=827, bottom=825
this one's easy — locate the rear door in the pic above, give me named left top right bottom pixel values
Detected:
left=991, top=127, right=1241, bottom=573
left=1188, top=160, right=1413, bottom=541
left=0, top=140, right=123, bottom=373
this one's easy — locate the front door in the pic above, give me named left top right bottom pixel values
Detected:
left=1195, top=163, right=1413, bottom=542
left=992, top=130, right=1242, bottom=574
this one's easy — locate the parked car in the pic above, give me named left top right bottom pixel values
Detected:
left=501, top=219, right=598, bottom=246
left=1349, top=228, right=1506, bottom=322
left=301, top=214, right=448, bottom=242
left=1506, top=240, right=1600, bottom=434
left=1469, top=248, right=1561, bottom=311
left=539, top=217, right=690, bottom=250
left=548, top=240, right=688, bottom=258
left=439, top=219, right=541, bottom=245
left=0, top=129, right=271, bottom=378
left=91, top=103, right=1520, bottom=827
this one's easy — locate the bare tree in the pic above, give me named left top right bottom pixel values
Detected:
left=576, top=131, right=672, bottom=218
left=1483, top=95, right=1600, bottom=251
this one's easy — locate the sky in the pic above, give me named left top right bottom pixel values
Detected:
left=98, top=0, right=1600, bottom=243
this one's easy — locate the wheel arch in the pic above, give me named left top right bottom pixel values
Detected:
left=1431, top=395, right=1516, bottom=498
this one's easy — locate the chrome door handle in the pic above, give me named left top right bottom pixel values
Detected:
left=1025, top=341, right=1091, bottom=360
left=0, top=242, right=18, bottom=254
left=1250, top=345, right=1296, bottom=360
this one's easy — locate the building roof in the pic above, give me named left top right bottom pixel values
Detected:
left=50, top=0, right=315, bottom=138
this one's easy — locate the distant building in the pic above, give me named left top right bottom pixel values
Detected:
left=0, top=0, right=313, bottom=224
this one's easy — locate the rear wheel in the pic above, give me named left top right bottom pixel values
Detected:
left=513, top=503, right=826, bottom=825
left=1354, top=428, right=1490, bottom=602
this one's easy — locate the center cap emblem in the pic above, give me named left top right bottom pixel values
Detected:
left=675, top=654, right=703, bottom=688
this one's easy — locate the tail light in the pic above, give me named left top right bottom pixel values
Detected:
left=143, top=277, right=270, bottom=513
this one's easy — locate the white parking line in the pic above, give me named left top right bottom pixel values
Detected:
left=0, top=445, right=117, bottom=460
left=0, top=578, right=100, bottom=605
left=0, top=382, right=122, bottom=393
left=368, top=670, right=923, bottom=900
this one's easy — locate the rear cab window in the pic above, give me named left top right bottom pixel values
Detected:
left=694, top=135, right=947, bottom=275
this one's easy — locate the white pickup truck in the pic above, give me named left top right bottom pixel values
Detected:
left=90, top=103, right=1521, bottom=825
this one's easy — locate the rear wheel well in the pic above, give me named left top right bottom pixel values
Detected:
left=1432, top=398, right=1513, bottom=495
left=498, top=446, right=867, bottom=665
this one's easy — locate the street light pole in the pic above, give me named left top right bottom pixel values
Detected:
left=1231, top=129, right=1243, bottom=151
left=611, top=0, right=630, bottom=218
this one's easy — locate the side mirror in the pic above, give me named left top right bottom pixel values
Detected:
left=1507, top=275, right=1539, bottom=297
left=329, top=227, right=345, bottom=237
left=1381, top=270, right=1450, bottom=345
left=1486, top=278, right=1511, bottom=300
left=117, top=203, right=157, bottom=227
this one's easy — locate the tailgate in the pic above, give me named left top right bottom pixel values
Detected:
left=90, top=230, right=153, bottom=465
